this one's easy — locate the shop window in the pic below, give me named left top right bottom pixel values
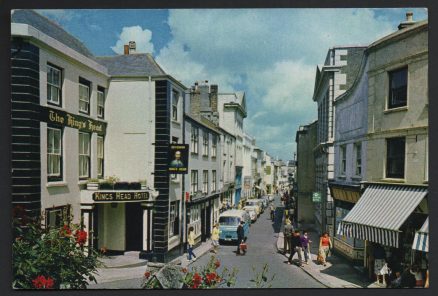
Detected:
left=79, top=77, right=91, bottom=114
left=191, top=126, right=199, bottom=154
left=191, top=170, right=198, bottom=195
left=47, top=64, right=62, bottom=106
left=340, top=145, right=346, bottom=175
left=79, top=132, right=91, bottom=179
left=97, top=86, right=105, bottom=119
left=386, top=137, right=405, bottom=179
left=355, top=143, right=362, bottom=176
left=203, top=170, right=208, bottom=194
left=172, top=90, right=179, bottom=121
left=203, top=131, right=209, bottom=157
left=97, top=136, right=104, bottom=178
left=388, top=67, right=408, bottom=109
left=47, top=127, right=63, bottom=182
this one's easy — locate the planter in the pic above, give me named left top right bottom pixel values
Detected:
left=86, top=183, right=99, bottom=190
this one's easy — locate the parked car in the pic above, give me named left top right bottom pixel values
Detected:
left=253, top=199, right=265, bottom=213
left=245, top=199, right=261, bottom=216
left=260, top=196, right=269, bottom=207
left=218, top=210, right=250, bottom=243
left=243, top=206, right=258, bottom=223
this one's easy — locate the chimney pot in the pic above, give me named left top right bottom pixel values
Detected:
left=128, top=41, right=136, bottom=53
left=406, top=12, right=413, bottom=22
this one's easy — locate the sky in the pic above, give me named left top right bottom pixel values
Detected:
left=37, top=8, right=428, bottom=161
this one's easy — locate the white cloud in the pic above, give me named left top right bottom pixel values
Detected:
left=111, top=26, right=154, bottom=54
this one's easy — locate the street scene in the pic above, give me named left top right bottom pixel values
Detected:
left=10, top=8, right=429, bottom=290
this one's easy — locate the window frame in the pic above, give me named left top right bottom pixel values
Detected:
left=340, top=145, right=347, bottom=175
left=47, top=63, right=62, bottom=106
left=212, top=170, right=217, bottom=192
left=79, top=78, right=91, bottom=115
left=97, top=87, right=105, bottom=119
left=203, top=170, right=208, bottom=194
left=171, top=137, right=179, bottom=180
left=212, top=135, right=217, bottom=158
left=169, top=202, right=179, bottom=237
left=203, top=131, right=209, bottom=157
left=79, top=132, right=91, bottom=179
left=355, top=142, right=362, bottom=176
left=172, top=89, right=179, bottom=122
left=47, top=126, right=63, bottom=182
left=388, top=67, right=408, bottom=109
left=191, top=126, right=199, bottom=155
left=386, top=137, right=406, bottom=179
left=191, top=170, right=198, bottom=195
left=97, top=136, right=104, bottom=178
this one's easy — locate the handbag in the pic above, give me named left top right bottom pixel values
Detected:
left=240, top=242, right=247, bottom=251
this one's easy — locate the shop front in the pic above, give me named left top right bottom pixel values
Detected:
left=187, top=193, right=221, bottom=245
left=80, top=188, right=157, bottom=254
left=337, top=183, right=428, bottom=280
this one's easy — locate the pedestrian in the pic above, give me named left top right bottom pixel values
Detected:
left=187, top=226, right=197, bottom=261
left=288, top=230, right=303, bottom=267
left=270, top=204, right=275, bottom=220
left=373, top=244, right=388, bottom=285
left=300, top=230, right=312, bottom=264
left=236, top=220, right=246, bottom=256
left=318, top=232, right=332, bottom=267
left=283, top=218, right=294, bottom=254
left=400, top=266, right=416, bottom=288
left=390, top=271, right=402, bottom=288
left=211, top=223, right=220, bottom=254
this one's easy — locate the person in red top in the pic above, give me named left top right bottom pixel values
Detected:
left=318, top=232, right=332, bottom=266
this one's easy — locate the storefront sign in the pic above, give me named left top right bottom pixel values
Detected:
left=40, top=106, right=106, bottom=135
left=93, top=191, right=150, bottom=202
left=312, top=192, right=321, bottom=203
left=168, top=144, right=189, bottom=174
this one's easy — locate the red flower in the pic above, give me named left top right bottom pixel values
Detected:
left=59, top=225, right=72, bottom=236
left=205, top=272, right=217, bottom=285
left=32, top=275, right=55, bottom=289
left=144, top=271, right=151, bottom=279
left=191, top=272, right=202, bottom=287
left=214, top=260, right=220, bottom=268
left=74, top=230, right=87, bottom=245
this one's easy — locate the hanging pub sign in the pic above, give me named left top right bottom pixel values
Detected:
left=39, top=106, right=107, bottom=135
left=168, top=144, right=189, bottom=174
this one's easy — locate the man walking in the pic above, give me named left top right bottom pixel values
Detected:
left=236, top=220, right=246, bottom=256
left=300, top=230, right=312, bottom=264
left=283, top=218, right=294, bottom=254
left=288, top=230, right=303, bottom=267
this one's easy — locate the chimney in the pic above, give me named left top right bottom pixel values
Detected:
left=128, top=41, right=136, bottom=54
left=124, top=45, right=129, bottom=55
left=398, top=12, right=416, bottom=30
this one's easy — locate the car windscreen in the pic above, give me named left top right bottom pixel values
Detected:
left=219, top=216, right=240, bottom=226
left=246, top=201, right=257, bottom=206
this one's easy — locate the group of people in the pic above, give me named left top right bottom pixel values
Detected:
left=283, top=217, right=333, bottom=267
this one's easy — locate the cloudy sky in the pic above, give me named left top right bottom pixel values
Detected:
left=38, top=8, right=427, bottom=161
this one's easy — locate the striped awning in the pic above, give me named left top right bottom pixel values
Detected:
left=338, top=184, right=427, bottom=248
left=412, top=217, right=428, bottom=252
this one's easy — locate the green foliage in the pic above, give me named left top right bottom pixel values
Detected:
left=249, top=263, right=276, bottom=288
left=12, top=214, right=101, bottom=289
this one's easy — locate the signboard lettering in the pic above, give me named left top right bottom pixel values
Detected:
left=93, top=191, right=150, bottom=202
left=168, top=144, right=189, bottom=174
left=312, top=192, right=321, bottom=203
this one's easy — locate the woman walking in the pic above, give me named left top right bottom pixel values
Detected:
left=187, top=226, right=197, bottom=261
left=301, top=230, right=312, bottom=264
left=318, top=232, right=332, bottom=266
left=211, top=223, right=221, bottom=254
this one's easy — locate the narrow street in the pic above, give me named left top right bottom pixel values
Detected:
left=188, top=195, right=324, bottom=288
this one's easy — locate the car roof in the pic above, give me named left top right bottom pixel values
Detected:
left=219, top=209, right=247, bottom=217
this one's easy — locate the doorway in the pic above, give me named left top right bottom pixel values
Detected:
left=125, top=203, right=143, bottom=251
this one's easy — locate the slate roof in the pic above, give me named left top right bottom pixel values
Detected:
left=11, top=9, right=94, bottom=59
left=95, top=54, right=167, bottom=76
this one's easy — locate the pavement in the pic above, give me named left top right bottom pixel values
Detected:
left=275, top=221, right=382, bottom=288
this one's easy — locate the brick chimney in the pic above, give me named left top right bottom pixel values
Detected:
left=124, top=45, right=129, bottom=55
left=398, top=12, right=416, bottom=30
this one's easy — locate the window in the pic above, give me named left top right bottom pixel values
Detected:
left=171, top=137, right=178, bottom=180
left=79, top=78, right=91, bottom=114
left=203, top=170, right=208, bottom=194
left=79, top=132, right=91, bottom=179
left=388, top=67, right=408, bottom=109
left=47, top=127, right=62, bottom=181
left=47, top=64, right=62, bottom=106
left=386, top=137, right=405, bottom=179
left=355, top=143, right=362, bottom=176
left=97, top=87, right=105, bottom=118
left=169, top=202, right=179, bottom=237
left=340, top=145, right=346, bottom=175
left=212, top=170, right=217, bottom=192
left=203, top=131, right=209, bottom=157
left=191, top=170, right=198, bottom=195
left=46, top=205, right=70, bottom=228
left=190, top=205, right=200, bottom=224
left=212, top=135, right=217, bottom=158
left=172, top=90, right=179, bottom=121
left=97, top=136, right=104, bottom=178
left=191, top=126, right=199, bottom=154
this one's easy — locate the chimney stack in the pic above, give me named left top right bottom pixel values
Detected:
left=398, top=12, right=415, bottom=30
left=124, top=45, right=129, bottom=55
left=128, top=41, right=136, bottom=54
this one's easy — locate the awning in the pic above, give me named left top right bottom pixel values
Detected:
left=412, top=217, right=428, bottom=252
left=338, top=184, right=427, bottom=248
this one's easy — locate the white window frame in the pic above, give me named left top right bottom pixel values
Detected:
left=340, top=145, right=347, bottom=175
left=97, top=136, right=104, bottom=178
left=79, top=132, right=91, bottom=179
left=169, top=203, right=176, bottom=237
left=212, top=135, right=217, bottom=158
left=191, top=170, right=198, bottom=195
left=203, top=131, right=209, bottom=157
left=97, top=89, right=105, bottom=118
left=212, top=170, right=217, bottom=192
left=47, top=127, right=62, bottom=180
left=191, top=126, right=199, bottom=154
left=203, top=170, right=208, bottom=194
left=47, top=64, right=62, bottom=106
left=79, top=83, right=90, bottom=114
left=172, top=90, right=179, bottom=121
left=355, top=143, right=362, bottom=176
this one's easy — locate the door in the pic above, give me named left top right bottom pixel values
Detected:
left=205, top=205, right=211, bottom=238
left=125, top=203, right=143, bottom=251
left=201, top=205, right=206, bottom=242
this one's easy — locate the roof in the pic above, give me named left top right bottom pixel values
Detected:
left=11, top=9, right=94, bottom=59
left=95, top=54, right=166, bottom=76
left=184, top=113, right=221, bottom=135
left=219, top=209, right=246, bottom=217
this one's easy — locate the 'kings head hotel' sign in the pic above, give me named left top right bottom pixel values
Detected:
left=93, top=191, right=150, bottom=202
left=39, top=106, right=107, bottom=135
